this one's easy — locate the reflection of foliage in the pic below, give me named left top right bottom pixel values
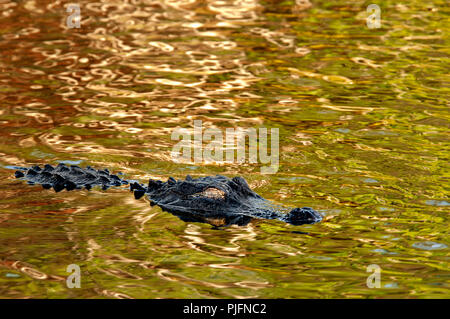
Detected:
left=0, top=0, right=448, bottom=298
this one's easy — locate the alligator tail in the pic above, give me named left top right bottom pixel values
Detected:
left=14, top=163, right=129, bottom=192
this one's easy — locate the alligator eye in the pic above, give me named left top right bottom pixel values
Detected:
left=192, top=187, right=226, bottom=200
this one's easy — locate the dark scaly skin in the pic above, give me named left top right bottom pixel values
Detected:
left=14, top=163, right=322, bottom=227
left=14, top=163, right=128, bottom=191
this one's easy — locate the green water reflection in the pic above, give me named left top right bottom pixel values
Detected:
left=0, top=0, right=448, bottom=298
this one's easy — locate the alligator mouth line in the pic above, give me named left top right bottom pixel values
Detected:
left=13, top=163, right=322, bottom=228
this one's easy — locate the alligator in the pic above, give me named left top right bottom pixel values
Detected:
left=13, top=163, right=322, bottom=227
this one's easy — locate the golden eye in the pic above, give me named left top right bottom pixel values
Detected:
left=192, top=187, right=226, bottom=200
left=204, top=217, right=226, bottom=227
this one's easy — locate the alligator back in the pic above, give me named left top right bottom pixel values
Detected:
left=14, top=163, right=128, bottom=192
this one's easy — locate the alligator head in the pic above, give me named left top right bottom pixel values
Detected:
left=130, top=175, right=322, bottom=227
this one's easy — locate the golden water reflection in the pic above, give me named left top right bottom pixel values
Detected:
left=0, top=0, right=448, bottom=298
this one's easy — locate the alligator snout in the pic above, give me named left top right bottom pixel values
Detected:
left=285, top=207, right=322, bottom=225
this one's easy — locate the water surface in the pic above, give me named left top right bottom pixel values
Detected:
left=0, top=0, right=448, bottom=298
